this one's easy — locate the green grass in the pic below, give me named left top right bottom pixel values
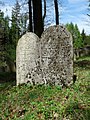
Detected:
left=0, top=57, right=90, bottom=120
left=77, top=56, right=90, bottom=61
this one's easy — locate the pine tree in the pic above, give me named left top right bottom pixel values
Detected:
left=0, top=10, right=5, bottom=67
left=66, top=23, right=84, bottom=49
left=10, top=0, right=21, bottom=45
left=0, top=10, right=5, bottom=43
left=81, top=29, right=86, bottom=46
left=74, top=24, right=84, bottom=49
left=20, top=13, right=28, bottom=34
left=4, top=16, right=10, bottom=44
left=66, top=22, right=75, bottom=40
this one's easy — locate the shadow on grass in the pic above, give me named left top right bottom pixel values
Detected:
left=74, top=60, right=90, bottom=69
left=65, top=101, right=90, bottom=120
left=0, top=72, right=16, bottom=83
left=0, top=72, right=16, bottom=92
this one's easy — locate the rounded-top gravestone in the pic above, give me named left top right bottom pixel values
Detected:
left=40, top=25, right=73, bottom=86
left=16, top=32, right=43, bottom=85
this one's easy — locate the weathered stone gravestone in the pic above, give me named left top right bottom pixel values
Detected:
left=16, top=32, right=43, bottom=85
left=40, top=25, right=73, bottom=86
left=16, top=25, right=73, bottom=87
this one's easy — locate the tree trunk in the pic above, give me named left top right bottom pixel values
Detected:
left=32, top=0, right=44, bottom=37
left=28, top=0, right=33, bottom=32
left=54, top=0, right=59, bottom=25
left=43, top=0, right=46, bottom=21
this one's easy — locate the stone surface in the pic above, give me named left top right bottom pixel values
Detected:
left=16, top=32, right=43, bottom=85
left=40, top=25, right=73, bottom=86
left=16, top=25, right=73, bottom=87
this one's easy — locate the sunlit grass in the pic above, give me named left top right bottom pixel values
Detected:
left=0, top=56, right=90, bottom=120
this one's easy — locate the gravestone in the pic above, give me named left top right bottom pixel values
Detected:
left=16, top=32, right=43, bottom=85
left=16, top=25, right=73, bottom=87
left=40, top=25, right=73, bottom=86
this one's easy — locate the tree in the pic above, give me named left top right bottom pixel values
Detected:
left=84, top=35, right=90, bottom=45
left=32, top=0, right=44, bottom=37
left=10, top=0, right=21, bottom=45
left=81, top=29, right=86, bottom=45
left=4, top=16, right=10, bottom=44
left=0, top=10, right=5, bottom=68
left=66, top=22, right=75, bottom=40
left=54, top=0, right=59, bottom=25
left=25, top=0, right=61, bottom=36
left=0, top=10, right=4, bottom=47
left=3, top=0, right=22, bottom=72
left=4, top=15, right=16, bottom=72
left=28, top=0, right=33, bottom=32
left=66, top=23, right=84, bottom=49
left=0, top=10, right=16, bottom=72
left=87, top=0, right=90, bottom=17
left=43, top=0, right=46, bottom=21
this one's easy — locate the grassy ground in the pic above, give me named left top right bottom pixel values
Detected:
left=0, top=57, right=90, bottom=120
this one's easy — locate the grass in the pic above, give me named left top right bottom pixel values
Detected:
left=0, top=56, right=90, bottom=120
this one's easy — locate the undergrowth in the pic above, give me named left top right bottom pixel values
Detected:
left=0, top=57, right=90, bottom=120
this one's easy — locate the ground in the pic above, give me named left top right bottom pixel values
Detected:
left=0, top=56, right=90, bottom=120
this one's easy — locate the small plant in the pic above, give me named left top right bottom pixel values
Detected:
left=0, top=56, right=90, bottom=120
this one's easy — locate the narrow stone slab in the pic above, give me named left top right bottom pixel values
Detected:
left=40, top=25, right=73, bottom=86
left=16, top=32, right=42, bottom=85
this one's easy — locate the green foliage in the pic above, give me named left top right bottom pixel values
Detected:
left=0, top=52, right=6, bottom=67
left=0, top=1, right=29, bottom=70
left=66, top=22, right=74, bottom=36
left=66, top=23, right=84, bottom=49
left=81, top=29, right=86, bottom=45
left=5, top=44, right=16, bottom=61
left=10, top=1, right=21, bottom=45
left=74, top=36, right=84, bottom=49
left=0, top=10, right=16, bottom=71
left=0, top=10, right=4, bottom=25
left=0, top=57, right=90, bottom=120
left=84, top=35, right=90, bottom=45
